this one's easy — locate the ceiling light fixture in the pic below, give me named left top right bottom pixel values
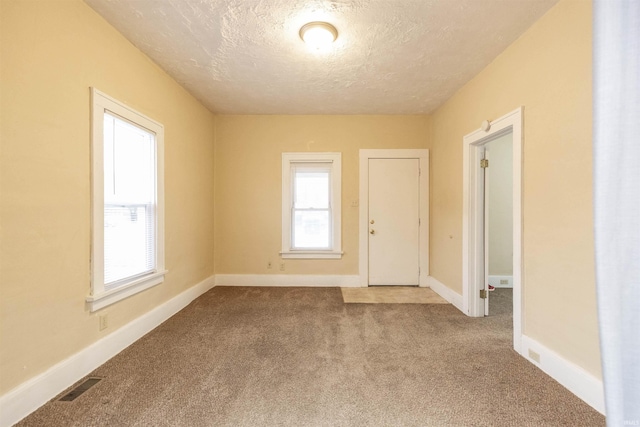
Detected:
left=299, top=21, right=338, bottom=50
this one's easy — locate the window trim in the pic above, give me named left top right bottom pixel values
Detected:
left=88, top=88, right=166, bottom=312
left=281, top=152, right=342, bottom=259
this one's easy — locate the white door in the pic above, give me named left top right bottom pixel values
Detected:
left=368, top=158, right=420, bottom=286
left=481, top=147, right=490, bottom=315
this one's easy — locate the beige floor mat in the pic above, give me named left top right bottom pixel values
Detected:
left=341, top=286, right=449, bottom=304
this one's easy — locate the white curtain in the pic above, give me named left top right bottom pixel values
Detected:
left=593, top=0, right=640, bottom=424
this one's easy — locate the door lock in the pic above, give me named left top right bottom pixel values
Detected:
left=370, top=220, right=375, bottom=224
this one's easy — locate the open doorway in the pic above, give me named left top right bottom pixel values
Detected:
left=485, top=134, right=513, bottom=318
left=462, top=107, right=523, bottom=355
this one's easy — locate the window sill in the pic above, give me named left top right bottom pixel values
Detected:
left=280, top=251, right=343, bottom=259
left=86, top=270, right=167, bottom=312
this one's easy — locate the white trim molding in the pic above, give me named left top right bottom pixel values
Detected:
left=462, top=107, right=523, bottom=354
left=89, top=88, right=166, bottom=312
left=280, top=251, right=343, bottom=259
left=86, top=270, right=168, bottom=312
left=427, top=276, right=464, bottom=312
left=488, top=275, right=513, bottom=288
left=0, top=275, right=216, bottom=427
left=215, top=274, right=360, bottom=288
left=281, top=152, right=342, bottom=259
left=521, top=335, right=605, bottom=415
left=359, top=149, right=429, bottom=288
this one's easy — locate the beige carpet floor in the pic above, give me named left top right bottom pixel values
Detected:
left=341, top=286, right=449, bottom=304
left=17, top=287, right=604, bottom=426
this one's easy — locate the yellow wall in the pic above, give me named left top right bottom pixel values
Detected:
left=430, top=0, right=600, bottom=376
left=214, top=115, right=430, bottom=275
left=0, top=0, right=216, bottom=394
left=1, top=0, right=600, bottom=403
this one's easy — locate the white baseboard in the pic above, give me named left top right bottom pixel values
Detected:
left=489, top=275, right=513, bottom=288
left=520, top=335, right=605, bottom=415
left=427, top=276, right=464, bottom=312
left=426, top=277, right=604, bottom=415
left=0, top=275, right=216, bottom=427
left=215, top=274, right=361, bottom=288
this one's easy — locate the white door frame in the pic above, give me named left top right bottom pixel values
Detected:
left=359, top=149, right=429, bottom=287
left=462, top=107, right=523, bottom=354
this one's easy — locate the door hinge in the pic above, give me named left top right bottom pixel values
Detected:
left=480, top=289, right=487, bottom=299
left=480, top=159, right=489, bottom=168
left=418, top=267, right=421, bottom=276
left=419, top=168, right=421, bottom=176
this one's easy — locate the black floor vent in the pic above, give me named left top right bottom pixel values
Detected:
left=58, top=377, right=102, bottom=401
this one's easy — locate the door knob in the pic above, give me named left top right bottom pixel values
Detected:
left=370, top=220, right=375, bottom=224
left=370, top=229, right=375, bottom=235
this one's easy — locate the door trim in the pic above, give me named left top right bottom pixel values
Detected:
left=359, top=149, right=429, bottom=287
left=462, top=107, right=523, bottom=354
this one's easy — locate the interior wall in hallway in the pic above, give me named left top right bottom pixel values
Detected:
left=487, top=133, right=514, bottom=277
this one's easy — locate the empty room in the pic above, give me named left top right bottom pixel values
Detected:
left=2, top=0, right=637, bottom=425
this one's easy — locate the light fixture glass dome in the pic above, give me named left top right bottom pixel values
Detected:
left=299, top=22, right=338, bottom=51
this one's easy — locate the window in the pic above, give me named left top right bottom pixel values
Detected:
left=87, top=88, right=165, bottom=311
left=281, top=152, right=342, bottom=259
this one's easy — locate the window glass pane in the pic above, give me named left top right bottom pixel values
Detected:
left=103, top=113, right=156, bottom=287
left=104, top=113, right=155, bottom=205
left=293, top=210, right=330, bottom=249
left=104, top=205, right=155, bottom=286
left=294, top=169, right=329, bottom=209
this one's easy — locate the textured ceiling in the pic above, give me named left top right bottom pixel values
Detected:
left=84, top=0, right=558, bottom=114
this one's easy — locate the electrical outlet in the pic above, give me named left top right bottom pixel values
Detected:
left=351, top=200, right=359, bottom=207
left=528, top=349, right=540, bottom=363
left=500, top=279, right=509, bottom=285
left=99, top=314, right=108, bottom=331
left=279, top=262, right=285, bottom=271
left=267, top=261, right=272, bottom=269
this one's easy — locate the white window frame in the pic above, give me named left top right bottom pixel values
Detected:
left=281, top=152, right=342, bottom=259
left=87, top=88, right=166, bottom=312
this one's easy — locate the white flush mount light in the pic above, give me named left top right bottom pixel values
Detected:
left=299, top=21, right=338, bottom=51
